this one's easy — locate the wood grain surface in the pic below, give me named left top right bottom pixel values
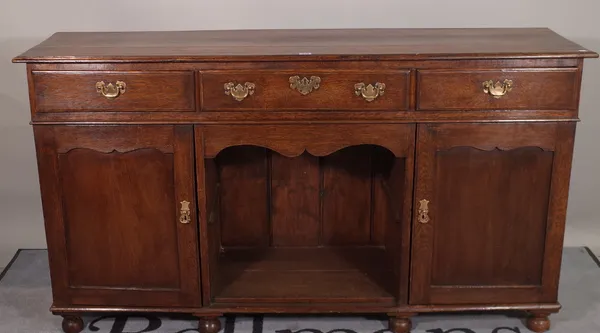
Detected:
left=32, top=71, right=196, bottom=112
left=13, top=28, right=597, bottom=63
left=17, top=28, right=594, bottom=333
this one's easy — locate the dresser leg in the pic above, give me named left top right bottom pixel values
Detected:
left=526, top=312, right=551, bottom=332
left=389, top=314, right=413, bottom=333
left=197, top=316, right=222, bottom=333
left=61, top=315, right=84, bottom=333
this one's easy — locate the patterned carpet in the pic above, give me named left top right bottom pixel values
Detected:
left=1, top=248, right=599, bottom=333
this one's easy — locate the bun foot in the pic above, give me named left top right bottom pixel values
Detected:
left=61, top=315, right=84, bottom=333
left=389, top=315, right=412, bottom=333
left=198, top=317, right=222, bottom=333
left=526, top=313, right=551, bottom=332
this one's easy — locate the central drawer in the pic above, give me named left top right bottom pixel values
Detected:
left=200, top=70, right=410, bottom=111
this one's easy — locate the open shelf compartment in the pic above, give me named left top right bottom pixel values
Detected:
left=203, top=145, right=409, bottom=305
left=215, top=247, right=394, bottom=304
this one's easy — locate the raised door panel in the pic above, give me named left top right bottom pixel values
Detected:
left=59, top=148, right=180, bottom=289
left=410, top=123, right=575, bottom=305
left=34, top=125, right=200, bottom=307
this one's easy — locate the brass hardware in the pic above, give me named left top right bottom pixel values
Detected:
left=418, top=199, right=430, bottom=224
left=224, top=82, right=255, bottom=101
left=482, top=79, right=513, bottom=98
left=355, top=82, right=386, bottom=102
left=289, top=76, right=321, bottom=95
left=96, top=81, right=126, bottom=99
left=179, top=200, right=191, bottom=224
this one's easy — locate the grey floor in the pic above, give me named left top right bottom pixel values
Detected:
left=2, top=248, right=600, bottom=271
left=1, top=248, right=599, bottom=272
left=2, top=248, right=600, bottom=332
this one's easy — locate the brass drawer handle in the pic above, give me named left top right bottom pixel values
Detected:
left=482, top=79, right=513, bottom=98
left=96, top=81, right=126, bottom=100
left=418, top=199, right=430, bottom=224
left=355, top=82, right=385, bottom=102
left=224, top=82, right=255, bottom=102
left=179, top=200, right=191, bottom=224
left=289, top=76, right=321, bottom=95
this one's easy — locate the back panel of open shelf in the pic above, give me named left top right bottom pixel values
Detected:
left=203, top=145, right=408, bottom=305
left=214, top=145, right=405, bottom=248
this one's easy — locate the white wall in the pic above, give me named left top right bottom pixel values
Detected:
left=1, top=0, right=599, bottom=266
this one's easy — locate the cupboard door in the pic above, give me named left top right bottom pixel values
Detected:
left=410, top=123, right=575, bottom=305
left=34, top=125, right=200, bottom=307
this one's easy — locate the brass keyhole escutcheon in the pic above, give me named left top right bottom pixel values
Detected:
left=418, top=199, right=430, bottom=224
left=179, top=200, right=191, bottom=224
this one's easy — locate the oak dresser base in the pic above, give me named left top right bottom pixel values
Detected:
left=14, top=28, right=596, bottom=333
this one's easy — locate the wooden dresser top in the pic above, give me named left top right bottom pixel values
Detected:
left=13, top=28, right=598, bottom=63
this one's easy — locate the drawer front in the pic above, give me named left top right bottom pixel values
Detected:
left=201, top=70, right=410, bottom=111
left=417, top=69, right=578, bottom=111
left=32, top=71, right=196, bottom=112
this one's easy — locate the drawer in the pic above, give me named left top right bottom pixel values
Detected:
left=201, top=70, right=410, bottom=111
left=417, top=69, right=578, bottom=111
left=32, top=71, right=196, bottom=112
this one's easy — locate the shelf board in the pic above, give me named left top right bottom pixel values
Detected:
left=213, top=247, right=396, bottom=304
